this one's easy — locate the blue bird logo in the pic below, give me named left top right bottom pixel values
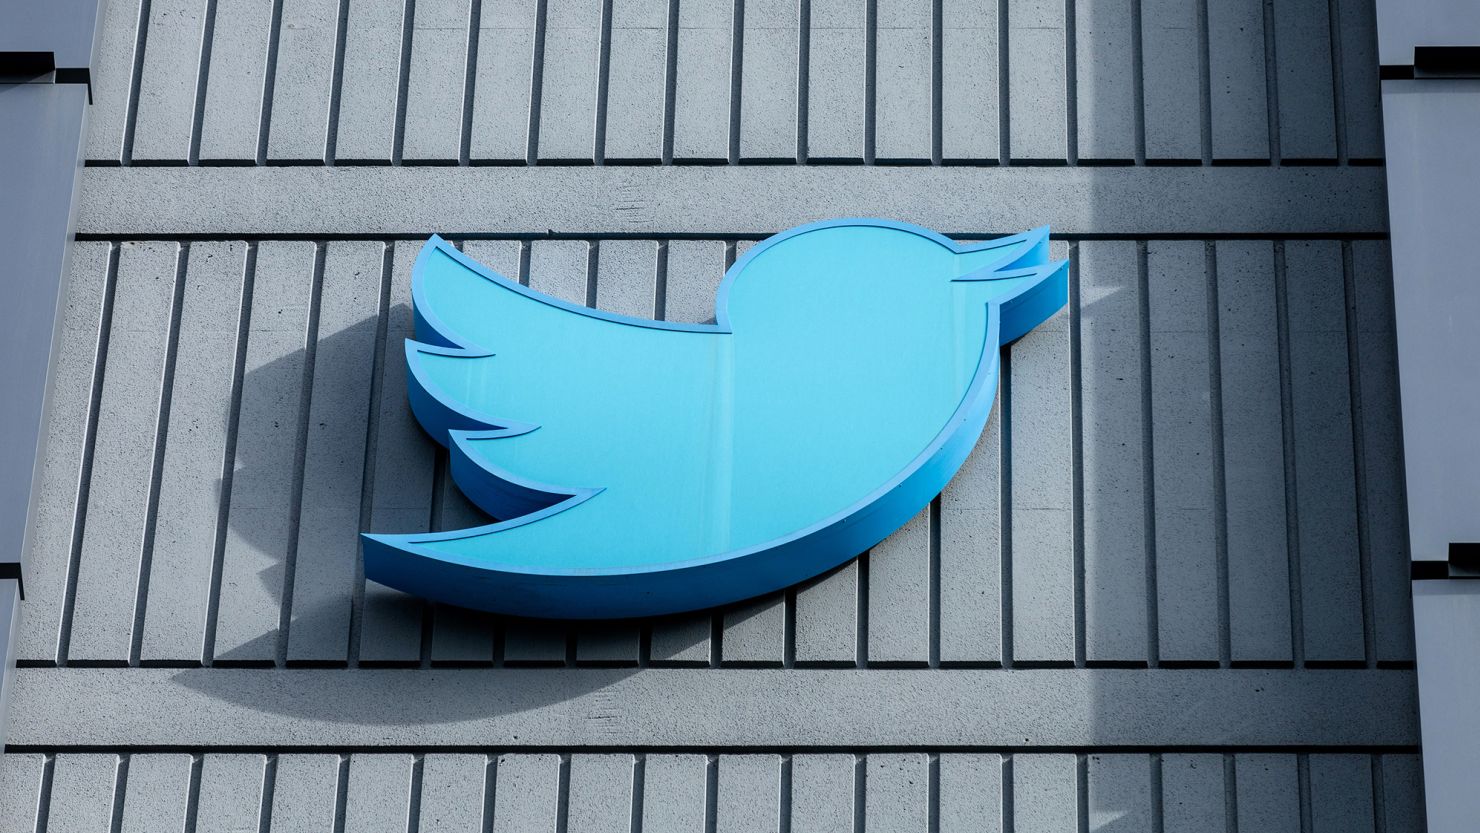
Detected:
left=362, top=219, right=1067, bottom=619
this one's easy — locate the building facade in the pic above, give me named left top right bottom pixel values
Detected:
left=1, top=0, right=1424, bottom=830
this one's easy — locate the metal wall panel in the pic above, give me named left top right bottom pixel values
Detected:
left=14, top=0, right=1417, bottom=828
left=76, top=0, right=1381, bottom=165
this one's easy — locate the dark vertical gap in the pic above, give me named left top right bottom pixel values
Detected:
left=188, top=0, right=220, bottom=165
left=1138, top=240, right=1160, bottom=666
left=518, top=241, right=533, bottom=286
left=1195, top=0, right=1213, bottom=164
left=1325, top=0, right=1347, bottom=163
left=1296, top=753, right=1312, bottom=833
left=331, top=755, right=351, bottom=833
left=856, top=551, right=870, bottom=667
left=997, top=0, right=1010, bottom=165
left=852, top=754, right=866, bottom=833
left=461, top=0, right=484, bottom=166
left=727, top=0, right=744, bottom=164
left=660, top=0, right=680, bottom=164
left=1150, top=753, right=1165, bottom=833
left=796, top=0, right=811, bottom=164
left=35, top=754, right=55, bottom=833
left=109, top=755, right=130, bottom=833
left=392, top=0, right=419, bottom=165
left=256, top=0, right=287, bottom=165
left=1273, top=241, right=1305, bottom=665
left=709, top=609, right=723, bottom=668
left=58, top=244, right=122, bottom=666
left=130, top=242, right=191, bottom=667
left=203, top=243, right=257, bottom=665
left=863, top=0, right=877, bottom=164
left=276, top=242, right=329, bottom=666
left=556, top=757, right=574, bottom=833
left=930, top=0, right=943, bottom=164
left=120, top=0, right=154, bottom=165
left=783, top=587, right=797, bottom=669
left=999, top=346, right=1014, bottom=668
left=779, top=754, right=793, bottom=833
left=527, top=0, right=550, bottom=164
left=348, top=243, right=395, bottom=665
left=1130, top=0, right=1146, bottom=164
left=481, top=755, right=498, bottom=833
left=1075, top=754, right=1088, bottom=833
left=928, top=753, right=941, bottom=833
left=324, top=0, right=353, bottom=164
left=182, top=754, right=204, bottom=833
left=630, top=754, right=647, bottom=833
left=1000, top=754, right=1013, bottom=833
left=1206, top=242, right=1232, bottom=666
left=1064, top=0, right=1077, bottom=165
left=703, top=755, right=719, bottom=833
left=586, top=241, right=600, bottom=310
left=1223, top=753, right=1238, bottom=833
left=407, top=754, right=426, bottom=833
left=258, top=755, right=279, bottom=833
left=653, top=241, right=670, bottom=321
left=593, top=0, right=616, bottom=164
left=1261, top=0, right=1281, bottom=163
left=1341, top=241, right=1375, bottom=666
left=928, top=496, right=942, bottom=668
left=1068, top=243, right=1086, bottom=667
left=1370, top=755, right=1387, bottom=833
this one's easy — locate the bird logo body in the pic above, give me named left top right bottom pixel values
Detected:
left=362, top=219, right=1067, bottom=619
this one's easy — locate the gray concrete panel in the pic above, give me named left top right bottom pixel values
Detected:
left=1077, top=240, right=1148, bottom=662
left=670, top=0, right=733, bottom=161
left=1272, top=0, right=1337, bottom=160
left=536, top=0, right=602, bottom=161
left=1215, top=240, right=1293, bottom=663
left=196, top=754, right=268, bottom=833
left=130, top=0, right=208, bottom=163
left=265, top=0, right=339, bottom=163
left=402, top=0, right=473, bottom=163
left=469, top=0, right=537, bottom=162
left=6, top=666, right=1419, bottom=747
left=1140, top=0, right=1202, bottom=160
left=212, top=242, right=316, bottom=663
left=1007, top=0, right=1067, bottom=161
left=198, top=0, right=274, bottom=162
left=1148, top=241, right=1219, bottom=662
left=138, top=241, right=248, bottom=663
left=874, top=0, right=934, bottom=162
left=1206, top=0, right=1270, bottom=160
left=791, top=753, right=855, bottom=833
left=1074, top=0, right=1135, bottom=162
left=15, top=243, right=108, bottom=664
left=67, top=241, right=180, bottom=663
left=940, top=0, right=1000, bottom=162
left=807, top=0, right=866, bottom=162
left=1284, top=240, right=1364, bottom=662
left=75, top=166, right=1390, bottom=236
left=604, top=0, right=669, bottom=162
left=738, top=0, right=800, bottom=161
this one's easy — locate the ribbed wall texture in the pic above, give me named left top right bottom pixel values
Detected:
left=4, top=0, right=1420, bottom=829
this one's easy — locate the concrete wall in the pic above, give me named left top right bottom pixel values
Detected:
left=2, top=0, right=1423, bottom=830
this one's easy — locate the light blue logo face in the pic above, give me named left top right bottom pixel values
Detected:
left=362, top=219, right=1067, bottom=619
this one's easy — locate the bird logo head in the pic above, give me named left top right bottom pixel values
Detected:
left=363, top=219, right=1067, bottom=619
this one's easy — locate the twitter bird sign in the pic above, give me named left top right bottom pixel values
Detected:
left=362, top=219, right=1067, bottom=619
